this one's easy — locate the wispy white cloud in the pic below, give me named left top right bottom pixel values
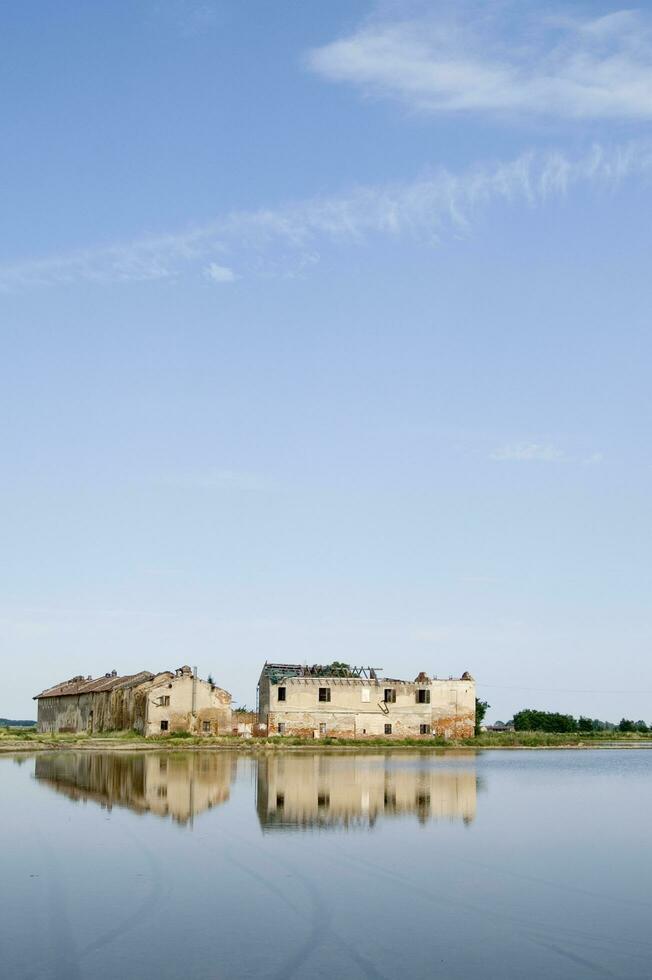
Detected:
left=583, top=452, right=605, bottom=465
left=490, top=443, right=565, bottom=462
left=204, top=262, right=237, bottom=283
left=308, top=3, right=652, bottom=120
left=2, top=141, right=652, bottom=290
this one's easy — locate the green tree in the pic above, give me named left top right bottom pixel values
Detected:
left=578, top=716, right=593, bottom=731
left=513, top=709, right=578, bottom=733
left=618, top=718, right=636, bottom=733
left=475, top=699, right=490, bottom=735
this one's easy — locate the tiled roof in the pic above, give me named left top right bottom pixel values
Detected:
left=34, top=671, right=153, bottom=700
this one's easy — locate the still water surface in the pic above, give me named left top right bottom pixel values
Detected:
left=1, top=748, right=651, bottom=979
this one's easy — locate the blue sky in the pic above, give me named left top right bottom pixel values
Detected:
left=3, top=0, right=652, bottom=721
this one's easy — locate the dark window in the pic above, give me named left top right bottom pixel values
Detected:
left=202, top=721, right=211, bottom=732
left=416, top=793, right=430, bottom=807
left=384, top=689, right=396, bottom=703
left=277, top=686, right=286, bottom=702
left=420, top=724, right=430, bottom=735
left=161, top=695, right=170, bottom=706
left=416, top=689, right=430, bottom=704
left=319, top=687, right=331, bottom=702
left=317, top=793, right=330, bottom=808
left=384, top=723, right=392, bottom=735
left=160, top=720, right=169, bottom=732
left=278, top=722, right=285, bottom=735
left=276, top=793, right=285, bottom=809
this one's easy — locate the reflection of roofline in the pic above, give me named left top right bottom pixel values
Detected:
left=260, top=815, right=378, bottom=832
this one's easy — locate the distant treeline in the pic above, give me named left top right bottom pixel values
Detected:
left=512, top=710, right=650, bottom=734
left=0, top=718, right=36, bottom=727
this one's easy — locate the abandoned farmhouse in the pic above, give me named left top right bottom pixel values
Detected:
left=257, top=663, right=476, bottom=739
left=34, top=662, right=476, bottom=739
left=34, top=665, right=232, bottom=736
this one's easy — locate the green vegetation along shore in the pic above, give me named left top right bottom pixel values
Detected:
left=2, top=726, right=652, bottom=753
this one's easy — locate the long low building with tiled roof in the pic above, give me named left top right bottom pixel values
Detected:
left=35, top=670, right=154, bottom=700
left=34, top=666, right=232, bottom=736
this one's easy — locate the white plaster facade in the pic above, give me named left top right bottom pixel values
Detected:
left=257, top=665, right=475, bottom=739
left=145, top=666, right=231, bottom=736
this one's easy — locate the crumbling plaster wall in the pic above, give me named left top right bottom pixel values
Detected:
left=263, top=676, right=475, bottom=739
left=145, top=674, right=232, bottom=736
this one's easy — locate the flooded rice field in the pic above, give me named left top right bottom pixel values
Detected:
left=2, top=748, right=651, bottom=979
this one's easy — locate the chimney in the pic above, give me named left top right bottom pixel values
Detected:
left=191, top=665, right=198, bottom=716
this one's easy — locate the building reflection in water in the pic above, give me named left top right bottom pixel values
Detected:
left=34, top=751, right=479, bottom=830
left=256, top=754, right=478, bottom=831
left=34, top=752, right=236, bottom=825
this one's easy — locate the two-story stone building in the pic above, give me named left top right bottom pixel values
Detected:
left=257, top=663, right=475, bottom=739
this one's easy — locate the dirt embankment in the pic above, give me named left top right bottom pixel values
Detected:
left=2, top=730, right=652, bottom=754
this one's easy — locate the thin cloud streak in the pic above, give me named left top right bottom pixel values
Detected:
left=2, top=142, right=652, bottom=290
left=490, top=443, right=565, bottom=462
left=308, top=4, right=652, bottom=120
left=489, top=444, right=605, bottom=463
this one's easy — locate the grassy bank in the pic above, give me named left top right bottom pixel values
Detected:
left=2, top=726, right=652, bottom=753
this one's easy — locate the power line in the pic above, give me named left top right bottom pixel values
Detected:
left=477, top=682, right=652, bottom=696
